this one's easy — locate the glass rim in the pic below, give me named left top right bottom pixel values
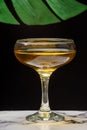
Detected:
left=16, top=37, right=74, bottom=42
left=16, top=38, right=75, bottom=45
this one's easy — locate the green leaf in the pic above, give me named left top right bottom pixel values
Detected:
left=0, top=0, right=87, bottom=25
left=0, top=0, right=19, bottom=24
left=11, top=0, right=60, bottom=25
left=46, top=0, right=87, bottom=20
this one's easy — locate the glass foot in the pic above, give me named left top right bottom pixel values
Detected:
left=26, top=111, right=64, bottom=123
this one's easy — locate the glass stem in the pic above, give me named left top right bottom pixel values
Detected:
left=39, top=75, right=51, bottom=113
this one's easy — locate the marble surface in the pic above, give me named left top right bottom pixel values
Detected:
left=0, top=110, right=87, bottom=130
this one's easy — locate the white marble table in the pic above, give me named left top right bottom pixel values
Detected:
left=0, top=111, right=87, bottom=130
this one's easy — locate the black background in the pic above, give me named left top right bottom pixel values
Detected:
left=0, top=1, right=87, bottom=110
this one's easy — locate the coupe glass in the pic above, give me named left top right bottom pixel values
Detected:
left=14, top=38, right=76, bottom=123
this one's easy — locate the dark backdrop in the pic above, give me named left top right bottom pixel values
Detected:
left=0, top=9, right=87, bottom=110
